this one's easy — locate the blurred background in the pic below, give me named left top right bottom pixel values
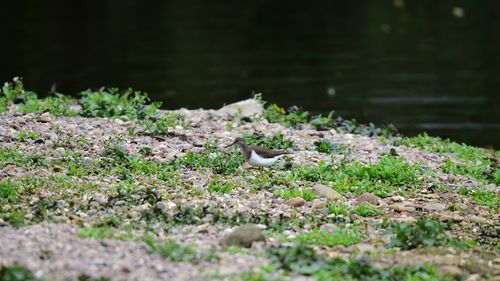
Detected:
left=1, top=0, right=499, bottom=147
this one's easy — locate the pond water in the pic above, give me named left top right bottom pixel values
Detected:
left=1, top=1, right=499, bottom=147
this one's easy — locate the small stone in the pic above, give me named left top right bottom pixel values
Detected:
left=355, top=192, right=380, bottom=205
left=313, top=184, right=343, bottom=201
left=92, top=193, right=107, bottom=204
left=390, top=195, right=405, bottom=202
left=219, top=224, right=266, bottom=248
left=390, top=203, right=416, bottom=213
left=286, top=198, right=306, bottom=207
left=39, top=112, right=52, bottom=122
left=319, top=223, right=337, bottom=233
left=422, top=202, right=446, bottom=212
left=52, top=165, right=63, bottom=172
left=436, top=212, right=464, bottom=222
left=439, top=265, right=463, bottom=278
left=156, top=201, right=177, bottom=217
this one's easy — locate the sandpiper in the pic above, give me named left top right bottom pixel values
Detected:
left=226, top=137, right=290, bottom=167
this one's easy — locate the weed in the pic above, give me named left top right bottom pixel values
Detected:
left=0, top=181, right=20, bottom=202
left=390, top=219, right=447, bottom=250
left=180, top=141, right=244, bottom=175
left=291, top=155, right=422, bottom=197
left=457, top=187, right=499, bottom=211
left=6, top=209, right=25, bottom=228
left=0, top=265, right=41, bottom=281
left=140, top=113, right=188, bottom=136
left=353, top=203, right=382, bottom=217
left=79, top=88, right=160, bottom=120
left=315, top=140, right=349, bottom=154
left=78, top=226, right=133, bottom=240
left=138, top=146, right=153, bottom=156
left=267, top=243, right=450, bottom=280
left=264, top=104, right=309, bottom=129
left=274, top=186, right=316, bottom=201
left=243, top=131, right=295, bottom=150
left=294, top=227, right=361, bottom=247
left=145, top=237, right=219, bottom=263
left=16, top=131, right=41, bottom=142
left=207, top=180, right=233, bottom=194
left=327, top=202, right=348, bottom=216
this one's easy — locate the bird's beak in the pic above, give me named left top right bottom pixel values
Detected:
left=225, top=142, right=235, bottom=148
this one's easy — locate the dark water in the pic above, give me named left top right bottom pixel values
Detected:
left=1, top=1, right=499, bottom=147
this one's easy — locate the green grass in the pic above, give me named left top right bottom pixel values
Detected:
left=266, top=243, right=451, bottom=280
left=395, top=133, right=499, bottom=185
left=274, top=186, right=316, bottom=201
left=16, top=131, right=41, bottom=142
left=145, top=237, right=219, bottom=263
left=180, top=141, right=244, bottom=175
left=0, top=181, right=20, bottom=202
left=0, top=265, right=43, bottom=281
left=294, top=227, right=361, bottom=247
left=243, top=131, right=295, bottom=150
left=291, top=155, right=423, bottom=197
left=327, top=202, right=348, bottom=216
left=315, top=140, right=349, bottom=154
left=353, top=203, right=382, bottom=217
left=390, top=219, right=447, bottom=250
left=78, top=226, right=134, bottom=240
left=457, top=186, right=499, bottom=212
left=79, top=88, right=160, bottom=120
left=140, top=112, right=188, bottom=136
left=207, top=180, right=234, bottom=193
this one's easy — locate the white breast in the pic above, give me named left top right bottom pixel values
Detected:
left=248, top=150, right=284, bottom=167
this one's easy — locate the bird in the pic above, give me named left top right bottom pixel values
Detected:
left=225, top=137, right=291, bottom=167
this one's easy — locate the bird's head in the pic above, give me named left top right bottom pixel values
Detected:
left=225, top=137, right=245, bottom=148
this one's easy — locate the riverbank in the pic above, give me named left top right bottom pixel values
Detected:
left=0, top=80, right=498, bottom=280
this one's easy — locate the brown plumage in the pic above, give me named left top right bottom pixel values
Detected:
left=226, top=137, right=290, bottom=162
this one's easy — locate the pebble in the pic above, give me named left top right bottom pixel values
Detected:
left=319, top=223, right=337, bottom=233
left=38, top=112, right=52, bottom=122
left=313, top=184, right=343, bottom=201
left=436, top=212, right=464, bottom=222
left=219, top=224, right=266, bottom=248
left=286, top=198, right=306, bottom=207
left=422, top=202, right=446, bottom=212
left=390, top=203, right=416, bottom=213
left=355, top=192, right=380, bottom=205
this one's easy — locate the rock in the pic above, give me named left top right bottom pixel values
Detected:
left=219, top=224, right=266, bottom=248
left=439, top=265, right=463, bottom=278
left=319, top=223, right=337, bottom=233
left=390, top=203, right=416, bottom=213
left=467, top=216, right=493, bottom=225
left=92, top=193, right=107, bottom=204
left=313, top=184, right=343, bottom=201
left=38, top=112, right=52, bottom=122
left=422, top=202, right=446, bottom=212
left=435, top=212, right=464, bottom=222
left=390, top=195, right=405, bottom=202
left=286, top=198, right=306, bottom=207
left=355, top=192, right=380, bottom=205
left=156, top=201, right=177, bottom=217
left=218, top=98, right=264, bottom=117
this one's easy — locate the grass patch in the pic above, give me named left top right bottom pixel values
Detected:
left=274, top=186, right=316, bottom=201
left=457, top=187, right=499, bottom=212
left=395, top=133, right=499, bottom=185
left=267, top=243, right=450, bottom=280
left=291, top=155, right=423, bottom=197
left=16, top=131, right=41, bottom=142
left=140, top=112, right=189, bottom=136
left=294, top=227, right=361, bottom=247
left=145, top=237, right=219, bottom=264
left=0, top=265, right=43, bottom=281
left=327, top=202, right=348, bottom=216
left=315, top=140, right=349, bottom=154
left=0, top=181, right=20, bottom=202
left=207, top=180, right=234, bottom=194
left=79, top=88, right=160, bottom=120
left=353, top=203, right=382, bottom=217
left=390, top=219, right=447, bottom=250
left=180, top=141, right=244, bottom=175
left=243, top=131, right=295, bottom=150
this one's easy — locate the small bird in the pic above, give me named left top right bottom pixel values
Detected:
left=226, top=137, right=290, bottom=167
